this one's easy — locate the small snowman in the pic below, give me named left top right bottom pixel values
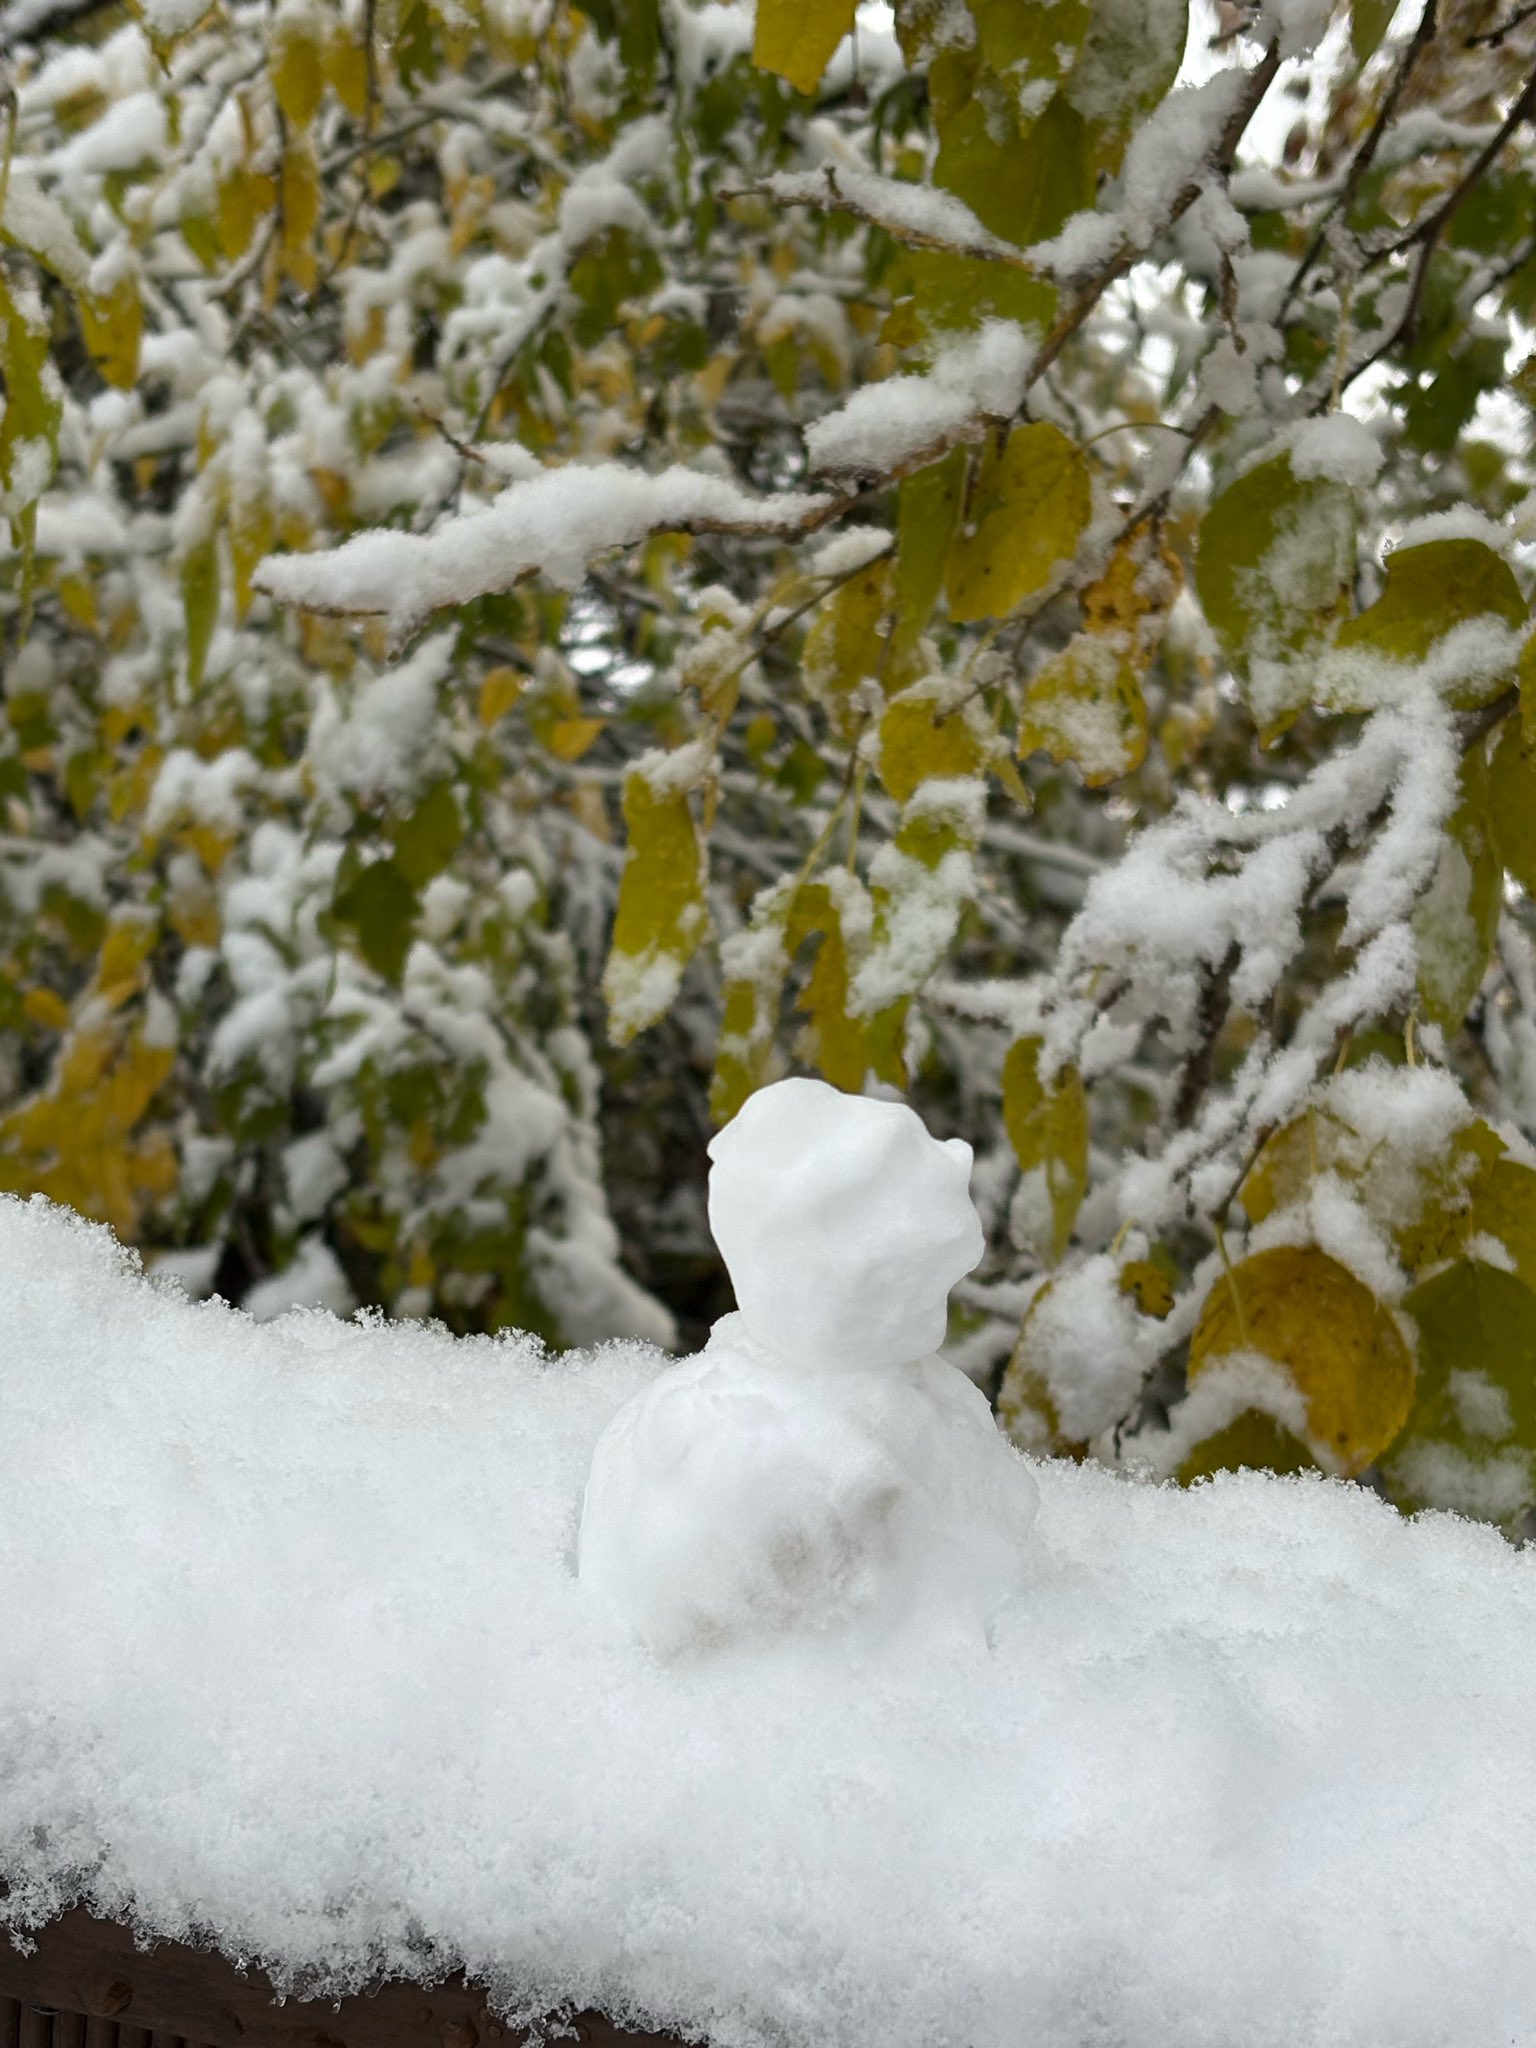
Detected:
left=577, top=1078, right=1038, bottom=1656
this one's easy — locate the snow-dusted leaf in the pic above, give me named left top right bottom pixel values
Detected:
left=1413, top=742, right=1500, bottom=1035
left=1490, top=713, right=1536, bottom=896
left=1388, top=1259, right=1536, bottom=1520
left=1178, top=1408, right=1320, bottom=1483
left=1019, top=635, right=1147, bottom=785
left=1333, top=538, right=1526, bottom=709
left=1189, top=1245, right=1415, bottom=1476
left=1194, top=453, right=1354, bottom=737
left=180, top=529, right=221, bottom=691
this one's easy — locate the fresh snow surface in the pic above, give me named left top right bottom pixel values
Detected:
left=579, top=1082, right=1034, bottom=1655
left=5, top=1191, right=1536, bottom=2048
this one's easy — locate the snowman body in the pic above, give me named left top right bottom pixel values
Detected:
left=577, top=1079, right=1039, bottom=1656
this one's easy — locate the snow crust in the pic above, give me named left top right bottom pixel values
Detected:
left=6, top=1194, right=1536, bottom=2048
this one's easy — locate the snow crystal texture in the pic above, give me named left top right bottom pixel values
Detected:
left=5, top=1194, right=1536, bottom=2048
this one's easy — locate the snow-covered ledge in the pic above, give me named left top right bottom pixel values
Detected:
left=4, top=1082, right=1536, bottom=2048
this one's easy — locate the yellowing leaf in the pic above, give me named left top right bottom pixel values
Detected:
left=945, top=423, right=1090, bottom=623
left=1188, top=1245, right=1415, bottom=1475
left=1335, top=538, right=1526, bottom=707
left=603, top=767, right=708, bottom=1044
left=1194, top=453, right=1354, bottom=738
left=1002, top=1034, right=1088, bottom=1264
left=752, top=0, right=856, bottom=94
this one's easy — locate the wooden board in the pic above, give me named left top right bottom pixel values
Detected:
left=0, top=1914, right=679, bottom=2048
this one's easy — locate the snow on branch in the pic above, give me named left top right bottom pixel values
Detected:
left=746, top=165, right=1036, bottom=271
left=803, top=319, right=1030, bottom=480
left=253, top=464, right=838, bottom=639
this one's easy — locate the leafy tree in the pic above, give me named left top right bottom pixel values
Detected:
left=5, top=0, right=1536, bottom=1525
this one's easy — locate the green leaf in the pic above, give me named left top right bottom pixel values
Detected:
left=1194, top=453, right=1354, bottom=737
left=1178, top=1408, right=1321, bottom=1484
left=1489, top=713, right=1536, bottom=896
left=1002, top=1035, right=1088, bottom=1264
left=787, top=881, right=867, bottom=1092
left=1413, top=741, right=1500, bottom=1036
left=894, top=449, right=965, bottom=654
left=180, top=529, right=221, bottom=690
left=603, top=766, right=708, bottom=1043
left=1189, top=1245, right=1416, bottom=1475
left=1350, top=0, right=1398, bottom=61
left=0, top=273, right=63, bottom=610
left=332, top=856, right=419, bottom=984
left=945, top=423, right=1091, bottom=623
left=1333, top=538, right=1526, bottom=708
left=752, top=0, right=855, bottom=94
left=391, top=782, right=463, bottom=889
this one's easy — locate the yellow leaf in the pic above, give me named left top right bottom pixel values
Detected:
left=1188, top=1245, right=1415, bottom=1475
left=1119, top=1259, right=1174, bottom=1319
left=803, top=557, right=912, bottom=732
left=215, top=166, right=273, bottom=263
left=752, top=0, right=856, bottom=94
left=96, top=918, right=156, bottom=1009
left=1002, top=1034, right=1088, bottom=1264
left=324, top=29, right=371, bottom=117
left=546, top=715, right=606, bottom=761
left=877, top=686, right=986, bottom=805
left=945, top=423, right=1090, bottom=622
left=478, top=665, right=526, bottom=725
left=22, top=987, right=72, bottom=1032
left=279, top=141, right=320, bottom=291
left=78, top=265, right=142, bottom=390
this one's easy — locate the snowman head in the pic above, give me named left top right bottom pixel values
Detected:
left=706, top=1077, right=984, bottom=1372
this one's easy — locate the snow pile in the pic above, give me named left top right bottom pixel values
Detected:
left=5, top=1190, right=1536, bottom=2048
left=579, top=1081, right=1036, bottom=1655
